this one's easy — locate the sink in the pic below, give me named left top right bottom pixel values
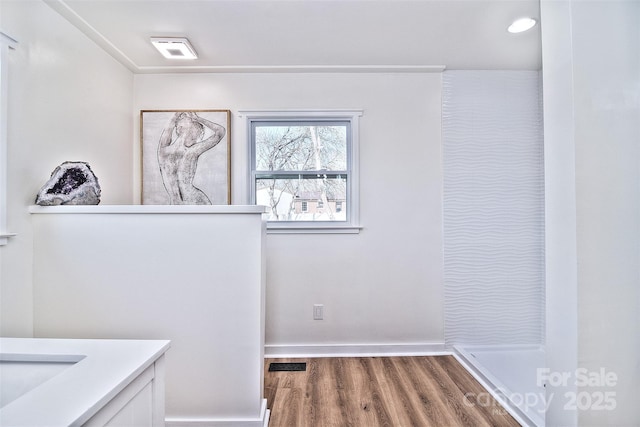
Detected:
left=0, top=354, right=84, bottom=408
left=0, top=338, right=169, bottom=426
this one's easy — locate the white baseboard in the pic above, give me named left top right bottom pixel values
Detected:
left=165, top=399, right=269, bottom=427
left=265, top=342, right=448, bottom=358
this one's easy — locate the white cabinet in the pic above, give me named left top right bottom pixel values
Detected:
left=85, top=356, right=166, bottom=427
left=0, top=338, right=170, bottom=427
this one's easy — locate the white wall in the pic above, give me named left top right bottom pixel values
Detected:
left=134, top=72, right=445, bottom=352
left=541, top=1, right=579, bottom=424
left=31, top=207, right=267, bottom=425
left=573, top=1, right=639, bottom=425
left=542, top=0, right=640, bottom=425
left=2, top=0, right=444, bottom=359
left=0, top=0, right=134, bottom=336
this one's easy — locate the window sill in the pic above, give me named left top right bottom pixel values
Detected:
left=0, top=232, right=16, bottom=245
left=266, top=224, right=362, bottom=234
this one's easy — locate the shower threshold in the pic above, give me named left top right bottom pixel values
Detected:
left=454, top=344, right=545, bottom=427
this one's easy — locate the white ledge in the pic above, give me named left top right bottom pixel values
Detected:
left=28, top=205, right=268, bottom=214
left=0, top=232, right=17, bottom=246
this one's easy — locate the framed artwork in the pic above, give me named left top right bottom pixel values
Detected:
left=141, top=110, right=231, bottom=205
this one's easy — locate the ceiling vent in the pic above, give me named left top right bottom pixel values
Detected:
left=150, top=37, right=198, bottom=60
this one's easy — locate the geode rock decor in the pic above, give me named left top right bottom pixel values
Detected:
left=35, top=161, right=101, bottom=206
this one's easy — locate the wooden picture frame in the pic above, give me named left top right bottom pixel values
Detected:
left=141, top=110, right=231, bottom=205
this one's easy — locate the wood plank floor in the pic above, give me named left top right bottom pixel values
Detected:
left=264, top=356, right=521, bottom=427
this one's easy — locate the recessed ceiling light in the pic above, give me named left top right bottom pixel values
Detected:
left=508, top=17, right=537, bottom=34
left=150, top=37, right=198, bottom=60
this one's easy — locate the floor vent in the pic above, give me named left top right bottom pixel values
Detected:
left=268, top=362, right=307, bottom=372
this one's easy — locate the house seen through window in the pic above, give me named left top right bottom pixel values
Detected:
left=247, top=111, right=361, bottom=232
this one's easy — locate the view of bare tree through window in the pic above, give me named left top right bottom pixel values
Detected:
left=253, top=123, right=349, bottom=221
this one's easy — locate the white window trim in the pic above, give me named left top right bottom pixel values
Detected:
left=240, top=109, right=362, bottom=234
left=0, top=32, right=17, bottom=245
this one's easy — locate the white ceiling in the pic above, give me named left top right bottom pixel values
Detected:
left=45, top=0, right=542, bottom=73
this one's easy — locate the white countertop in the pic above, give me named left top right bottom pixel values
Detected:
left=0, top=337, right=170, bottom=426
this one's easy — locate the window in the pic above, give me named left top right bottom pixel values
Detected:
left=245, top=110, right=361, bottom=233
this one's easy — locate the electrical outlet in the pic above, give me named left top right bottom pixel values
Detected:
left=313, top=304, right=324, bottom=320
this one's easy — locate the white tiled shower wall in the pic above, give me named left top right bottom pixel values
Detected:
left=442, top=70, right=545, bottom=347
